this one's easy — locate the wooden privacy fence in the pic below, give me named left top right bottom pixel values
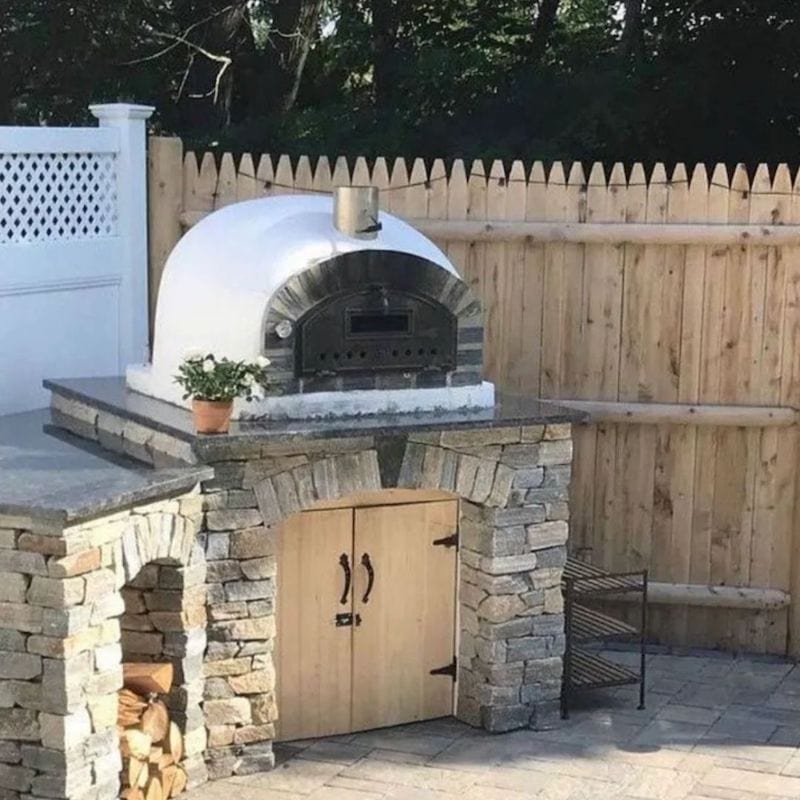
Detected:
left=148, top=136, right=800, bottom=657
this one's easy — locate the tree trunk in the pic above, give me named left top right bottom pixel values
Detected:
left=619, top=0, right=645, bottom=63
left=371, top=0, right=398, bottom=108
left=530, top=0, right=560, bottom=65
left=173, top=0, right=253, bottom=133
left=254, top=0, right=325, bottom=116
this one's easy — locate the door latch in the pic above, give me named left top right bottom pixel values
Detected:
left=432, top=531, right=459, bottom=548
left=335, top=612, right=362, bottom=627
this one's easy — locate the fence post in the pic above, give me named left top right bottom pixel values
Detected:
left=147, top=136, right=184, bottom=341
left=89, top=102, right=155, bottom=364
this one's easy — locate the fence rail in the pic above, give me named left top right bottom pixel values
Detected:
left=148, top=137, right=800, bottom=657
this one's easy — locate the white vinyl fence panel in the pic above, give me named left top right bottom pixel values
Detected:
left=0, top=104, right=153, bottom=413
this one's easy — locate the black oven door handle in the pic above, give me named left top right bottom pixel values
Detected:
left=361, top=553, right=375, bottom=603
left=338, top=553, right=351, bottom=605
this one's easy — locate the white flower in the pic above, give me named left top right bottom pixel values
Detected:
left=251, top=384, right=265, bottom=400
left=183, top=348, right=205, bottom=361
left=243, top=373, right=255, bottom=386
left=202, top=359, right=215, bottom=373
left=256, top=355, right=271, bottom=368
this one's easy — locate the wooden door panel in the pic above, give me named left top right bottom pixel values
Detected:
left=275, top=508, right=354, bottom=741
left=351, top=500, right=458, bottom=731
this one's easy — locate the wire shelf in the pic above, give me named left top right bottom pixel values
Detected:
left=571, top=604, right=639, bottom=643
left=570, top=649, right=641, bottom=690
left=561, top=557, right=648, bottom=718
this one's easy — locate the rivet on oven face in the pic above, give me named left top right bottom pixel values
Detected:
left=275, top=320, right=293, bottom=339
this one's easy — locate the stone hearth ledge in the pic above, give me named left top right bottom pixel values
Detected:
left=44, top=377, right=581, bottom=462
left=41, top=376, right=586, bottom=788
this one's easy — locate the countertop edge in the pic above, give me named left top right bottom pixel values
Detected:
left=45, top=379, right=197, bottom=444
left=0, top=466, right=213, bottom=530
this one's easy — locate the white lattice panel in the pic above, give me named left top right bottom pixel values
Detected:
left=0, top=152, right=118, bottom=244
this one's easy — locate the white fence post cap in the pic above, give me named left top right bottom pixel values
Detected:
left=89, top=103, right=155, bottom=121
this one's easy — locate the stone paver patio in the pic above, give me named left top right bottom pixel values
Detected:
left=188, top=651, right=800, bottom=800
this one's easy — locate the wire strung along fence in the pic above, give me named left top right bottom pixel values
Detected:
left=148, top=136, right=800, bottom=657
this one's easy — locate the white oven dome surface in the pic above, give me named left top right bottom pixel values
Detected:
left=127, top=195, right=496, bottom=417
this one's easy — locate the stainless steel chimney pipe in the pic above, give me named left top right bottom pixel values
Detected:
left=333, top=186, right=381, bottom=239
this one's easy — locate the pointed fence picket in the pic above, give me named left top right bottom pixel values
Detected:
left=147, top=137, right=800, bottom=656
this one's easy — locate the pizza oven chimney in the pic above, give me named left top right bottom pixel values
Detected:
left=334, top=185, right=381, bottom=239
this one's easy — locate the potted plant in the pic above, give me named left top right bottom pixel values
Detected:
left=175, top=353, right=272, bottom=434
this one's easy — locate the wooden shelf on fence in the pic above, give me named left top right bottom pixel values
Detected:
left=608, top=582, right=790, bottom=610
left=179, top=210, right=800, bottom=247
left=412, top=219, right=800, bottom=246
left=552, top=400, right=799, bottom=428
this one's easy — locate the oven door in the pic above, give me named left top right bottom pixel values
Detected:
left=295, top=286, right=457, bottom=377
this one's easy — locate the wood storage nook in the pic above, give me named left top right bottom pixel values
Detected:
left=275, top=495, right=458, bottom=740
left=116, top=554, right=204, bottom=800
left=118, top=664, right=187, bottom=800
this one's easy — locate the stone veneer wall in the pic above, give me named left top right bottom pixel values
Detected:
left=48, top=393, right=575, bottom=786
left=0, top=493, right=206, bottom=800
left=199, top=421, right=573, bottom=751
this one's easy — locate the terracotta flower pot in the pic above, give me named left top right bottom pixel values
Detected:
left=192, top=399, right=233, bottom=434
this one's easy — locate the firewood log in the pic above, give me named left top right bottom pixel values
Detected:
left=170, top=767, right=187, bottom=797
left=118, top=707, right=145, bottom=729
left=123, top=663, right=174, bottom=695
left=148, top=746, right=163, bottom=764
left=122, top=788, right=144, bottom=800
left=158, top=753, right=174, bottom=770
left=119, top=688, right=148, bottom=709
left=128, top=757, right=148, bottom=789
left=141, top=700, right=169, bottom=743
left=160, top=765, right=178, bottom=798
left=145, top=775, right=162, bottom=800
left=165, top=722, right=183, bottom=764
left=125, top=729, right=153, bottom=761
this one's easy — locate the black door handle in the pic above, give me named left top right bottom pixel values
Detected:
left=361, top=553, right=375, bottom=603
left=338, top=553, right=351, bottom=605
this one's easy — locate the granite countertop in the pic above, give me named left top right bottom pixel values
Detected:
left=45, top=376, right=587, bottom=457
left=0, top=408, right=213, bottom=527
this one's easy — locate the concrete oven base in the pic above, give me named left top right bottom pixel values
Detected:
left=30, top=381, right=582, bottom=796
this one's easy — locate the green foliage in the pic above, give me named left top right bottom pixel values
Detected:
left=1, top=0, right=798, bottom=165
left=174, top=354, right=274, bottom=401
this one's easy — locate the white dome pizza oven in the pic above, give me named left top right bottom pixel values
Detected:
left=128, top=187, right=494, bottom=419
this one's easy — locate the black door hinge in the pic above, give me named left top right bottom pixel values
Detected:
left=430, top=657, right=457, bottom=681
left=432, top=531, right=459, bottom=548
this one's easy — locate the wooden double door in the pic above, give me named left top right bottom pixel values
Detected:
left=275, top=498, right=458, bottom=741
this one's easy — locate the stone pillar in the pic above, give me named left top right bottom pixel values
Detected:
left=201, top=500, right=277, bottom=779
left=0, top=516, right=125, bottom=800
left=397, top=423, right=572, bottom=731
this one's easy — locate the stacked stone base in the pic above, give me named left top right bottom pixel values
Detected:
left=201, top=421, right=573, bottom=736
left=20, top=392, right=576, bottom=800
left=0, top=494, right=207, bottom=800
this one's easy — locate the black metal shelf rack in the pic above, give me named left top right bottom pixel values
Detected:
left=561, top=557, right=648, bottom=718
